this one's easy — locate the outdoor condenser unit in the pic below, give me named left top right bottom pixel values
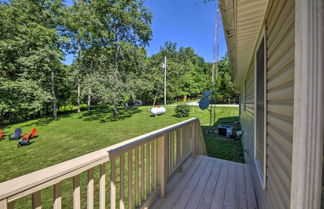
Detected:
left=218, top=125, right=233, bottom=137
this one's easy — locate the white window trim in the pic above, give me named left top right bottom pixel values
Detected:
left=253, top=25, right=267, bottom=190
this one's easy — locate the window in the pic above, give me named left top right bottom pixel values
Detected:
left=254, top=35, right=267, bottom=188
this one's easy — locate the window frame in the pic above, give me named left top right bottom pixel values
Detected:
left=253, top=26, right=267, bottom=189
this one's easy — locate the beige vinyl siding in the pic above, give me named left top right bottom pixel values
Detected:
left=255, top=0, right=295, bottom=209
left=265, top=0, right=294, bottom=208
left=240, top=66, right=254, bottom=165
left=240, top=0, right=295, bottom=208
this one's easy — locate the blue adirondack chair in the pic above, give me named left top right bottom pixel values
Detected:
left=8, top=128, right=22, bottom=140
left=18, top=133, right=32, bottom=147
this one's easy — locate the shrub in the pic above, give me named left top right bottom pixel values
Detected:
left=175, top=104, right=191, bottom=118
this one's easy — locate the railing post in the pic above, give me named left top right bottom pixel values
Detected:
left=157, top=134, right=168, bottom=198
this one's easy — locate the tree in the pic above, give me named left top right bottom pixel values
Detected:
left=146, top=42, right=210, bottom=104
left=0, top=0, right=238, bottom=125
left=212, top=56, right=238, bottom=104
left=65, top=0, right=99, bottom=112
left=0, top=0, right=69, bottom=120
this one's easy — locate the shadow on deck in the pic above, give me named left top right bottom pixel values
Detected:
left=152, top=155, right=258, bottom=209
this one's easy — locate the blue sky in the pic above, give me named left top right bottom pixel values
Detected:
left=63, top=0, right=227, bottom=65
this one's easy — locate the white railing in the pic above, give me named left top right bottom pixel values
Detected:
left=0, top=118, right=206, bottom=209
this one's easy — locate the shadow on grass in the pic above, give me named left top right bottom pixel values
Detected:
left=78, top=106, right=142, bottom=123
left=24, top=117, right=55, bottom=127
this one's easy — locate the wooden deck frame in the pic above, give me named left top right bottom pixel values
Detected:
left=290, top=1, right=324, bottom=209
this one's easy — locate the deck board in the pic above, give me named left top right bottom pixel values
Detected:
left=157, top=156, right=205, bottom=209
left=151, top=155, right=258, bottom=209
left=197, top=159, right=222, bottom=209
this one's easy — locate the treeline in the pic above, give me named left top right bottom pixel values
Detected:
left=0, top=0, right=238, bottom=124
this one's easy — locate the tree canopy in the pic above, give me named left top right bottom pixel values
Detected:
left=0, top=0, right=238, bottom=124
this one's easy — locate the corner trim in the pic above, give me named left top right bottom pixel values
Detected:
left=290, top=0, right=324, bottom=208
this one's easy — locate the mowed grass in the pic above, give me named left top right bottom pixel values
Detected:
left=0, top=106, right=239, bottom=183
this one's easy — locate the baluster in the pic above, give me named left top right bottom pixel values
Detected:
left=192, top=122, right=197, bottom=156
left=0, top=199, right=9, bottom=209
left=141, top=145, right=145, bottom=201
left=170, top=133, right=173, bottom=172
left=53, top=183, right=62, bottom=209
left=151, top=140, right=155, bottom=191
left=157, top=134, right=168, bottom=197
left=32, top=191, right=41, bottom=209
left=185, top=125, right=189, bottom=155
left=99, top=164, right=106, bottom=209
left=8, top=201, right=14, bottom=209
left=120, top=154, right=125, bottom=209
left=170, top=132, right=174, bottom=171
left=110, top=158, right=116, bottom=209
left=181, top=126, right=186, bottom=158
left=87, top=168, right=94, bottom=209
left=180, top=128, right=183, bottom=160
left=155, top=139, right=159, bottom=188
left=146, top=142, right=151, bottom=195
left=128, top=151, right=132, bottom=209
left=189, top=123, right=193, bottom=155
left=73, top=175, right=81, bottom=209
left=176, top=129, right=181, bottom=164
left=135, top=148, right=139, bottom=206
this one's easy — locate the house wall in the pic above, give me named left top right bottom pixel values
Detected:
left=240, top=66, right=254, bottom=165
left=239, top=0, right=295, bottom=208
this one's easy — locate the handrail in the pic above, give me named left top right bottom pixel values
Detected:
left=0, top=118, right=206, bottom=209
left=107, top=118, right=199, bottom=158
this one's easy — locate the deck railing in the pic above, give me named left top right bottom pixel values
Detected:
left=0, top=118, right=206, bottom=209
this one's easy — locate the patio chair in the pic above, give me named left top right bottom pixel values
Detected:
left=18, top=133, right=32, bottom=147
left=22, top=128, right=37, bottom=140
left=8, top=128, right=22, bottom=140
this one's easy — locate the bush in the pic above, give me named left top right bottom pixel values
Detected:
left=175, top=104, right=191, bottom=118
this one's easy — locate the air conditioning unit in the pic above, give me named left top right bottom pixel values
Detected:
left=218, top=125, right=233, bottom=137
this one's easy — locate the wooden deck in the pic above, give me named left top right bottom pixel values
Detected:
left=152, top=155, right=258, bottom=209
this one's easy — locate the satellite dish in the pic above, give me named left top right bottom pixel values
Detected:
left=199, top=96, right=210, bottom=110
left=203, top=90, right=211, bottom=96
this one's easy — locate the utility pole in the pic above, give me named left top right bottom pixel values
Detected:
left=163, top=56, right=167, bottom=107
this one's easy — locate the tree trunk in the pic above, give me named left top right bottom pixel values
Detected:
left=112, top=106, right=119, bottom=115
left=87, top=88, right=91, bottom=112
left=51, top=70, right=57, bottom=120
left=87, top=59, right=94, bottom=113
left=77, top=72, right=81, bottom=113
left=76, top=44, right=81, bottom=113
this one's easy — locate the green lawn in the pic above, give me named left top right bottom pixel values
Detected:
left=0, top=106, right=239, bottom=183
